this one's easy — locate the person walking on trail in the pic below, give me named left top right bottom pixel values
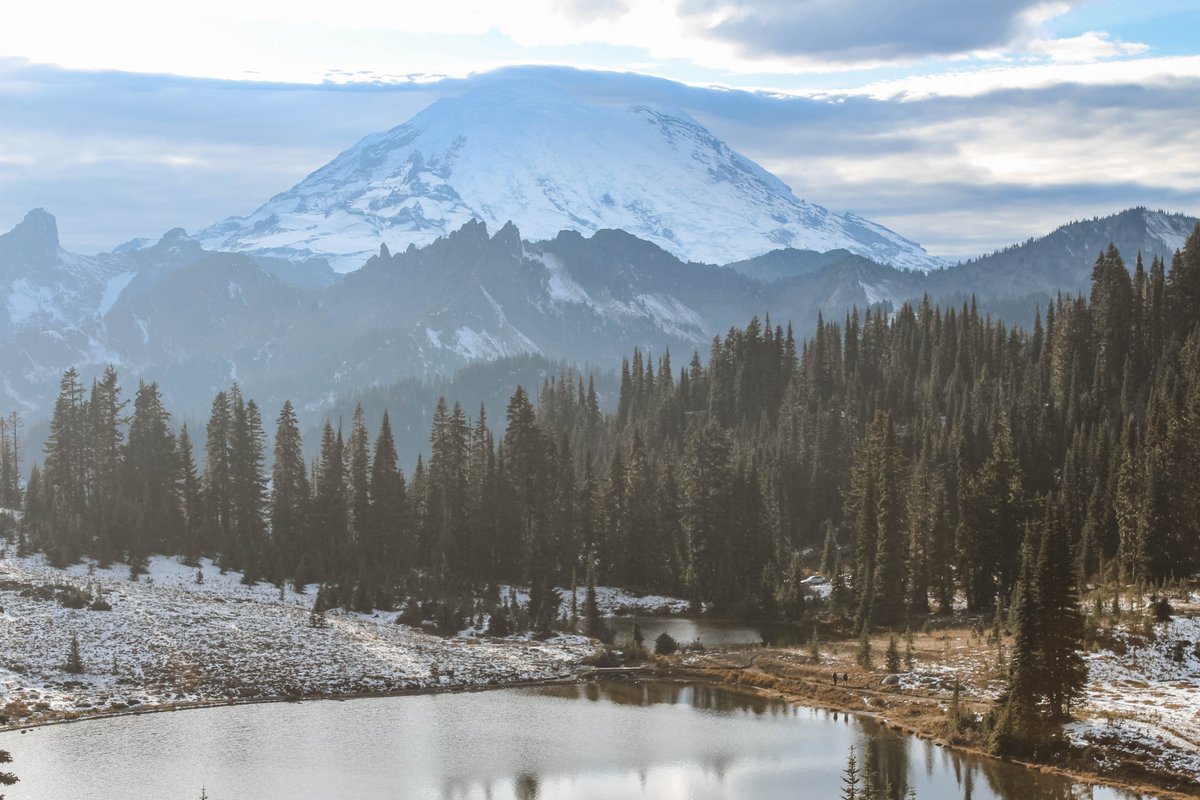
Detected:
left=832, top=672, right=838, bottom=686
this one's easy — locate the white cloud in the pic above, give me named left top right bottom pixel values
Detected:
left=813, top=55, right=1200, bottom=101
left=1026, top=31, right=1150, bottom=63
left=0, top=0, right=1161, bottom=83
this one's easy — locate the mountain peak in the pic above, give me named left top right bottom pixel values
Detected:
left=195, top=77, right=938, bottom=274
left=158, top=227, right=190, bottom=244
left=2, top=208, right=61, bottom=262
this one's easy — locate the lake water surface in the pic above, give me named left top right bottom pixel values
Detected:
left=0, top=682, right=1141, bottom=800
left=604, top=615, right=763, bottom=647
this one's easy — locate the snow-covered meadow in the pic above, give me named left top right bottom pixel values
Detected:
left=0, top=553, right=595, bottom=727
left=499, top=583, right=692, bottom=617
left=1068, top=612, right=1200, bottom=779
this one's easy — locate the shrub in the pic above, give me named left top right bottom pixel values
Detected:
left=885, top=635, right=901, bottom=673
left=1150, top=596, right=1173, bottom=623
left=654, top=632, right=678, bottom=655
left=64, top=634, right=85, bottom=674
left=56, top=586, right=90, bottom=609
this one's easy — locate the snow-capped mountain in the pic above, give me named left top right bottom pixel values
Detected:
left=196, top=80, right=939, bottom=273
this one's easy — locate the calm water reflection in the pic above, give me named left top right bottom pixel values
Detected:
left=0, top=682, right=1143, bottom=800
left=605, top=615, right=763, bottom=647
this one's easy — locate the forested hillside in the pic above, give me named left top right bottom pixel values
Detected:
left=7, top=227, right=1199, bottom=629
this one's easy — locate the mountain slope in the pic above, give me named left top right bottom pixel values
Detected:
left=97, top=220, right=847, bottom=418
left=2, top=207, right=1196, bottom=429
left=196, top=80, right=938, bottom=273
left=929, top=207, right=1197, bottom=302
left=0, top=209, right=129, bottom=336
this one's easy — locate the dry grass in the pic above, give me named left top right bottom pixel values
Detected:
left=674, top=616, right=1200, bottom=800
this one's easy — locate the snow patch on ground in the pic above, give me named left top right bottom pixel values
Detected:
left=500, top=584, right=692, bottom=616
left=800, top=574, right=832, bottom=599
left=0, top=553, right=594, bottom=726
left=632, top=293, right=705, bottom=339
left=1144, top=209, right=1191, bottom=256
left=858, top=281, right=894, bottom=308
left=532, top=250, right=592, bottom=306
left=97, top=271, right=135, bottom=316
left=450, top=326, right=514, bottom=361
left=6, top=279, right=65, bottom=327
left=1069, top=614, right=1200, bottom=781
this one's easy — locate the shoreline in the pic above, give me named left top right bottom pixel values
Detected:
left=0, top=672, right=586, bottom=735
left=2, top=550, right=1195, bottom=800
left=663, top=657, right=1198, bottom=800
left=3, top=662, right=1193, bottom=800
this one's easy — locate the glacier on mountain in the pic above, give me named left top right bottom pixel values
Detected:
left=197, top=81, right=939, bottom=273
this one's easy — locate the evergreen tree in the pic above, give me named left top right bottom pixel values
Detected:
left=42, top=368, right=88, bottom=563
left=366, top=410, right=406, bottom=582
left=990, top=528, right=1045, bottom=756
left=64, top=633, right=84, bottom=674
left=270, top=401, right=309, bottom=584
left=885, top=634, right=901, bottom=674
left=428, top=398, right=469, bottom=576
left=582, top=558, right=606, bottom=641
left=840, top=746, right=859, bottom=800
left=122, top=381, right=180, bottom=566
left=346, top=404, right=372, bottom=564
left=311, top=420, right=348, bottom=579
left=202, top=391, right=233, bottom=559
left=0, top=410, right=21, bottom=510
left=224, top=390, right=268, bottom=580
left=680, top=421, right=734, bottom=606
left=88, top=365, right=125, bottom=562
left=177, top=424, right=203, bottom=565
left=1166, top=224, right=1200, bottom=339
left=0, top=749, right=14, bottom=798
left=1035, top=502, right=1087, bottom=719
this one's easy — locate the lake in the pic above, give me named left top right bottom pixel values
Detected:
left=0, top=681, right=1140, bottom=800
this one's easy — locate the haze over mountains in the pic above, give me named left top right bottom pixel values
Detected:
left=3, top=203, right=1195, bottom=425
left=0, top=77, right=1196, bottom=434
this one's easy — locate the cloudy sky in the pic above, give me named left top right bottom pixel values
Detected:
left=2, top=0, right=1198, bottom=258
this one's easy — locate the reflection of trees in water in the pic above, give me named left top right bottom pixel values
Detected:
left=897, top=722, right=1107, bottom=800
left=698, top=752, right=732, bottom=782
left=689, top=683, right=778, bottom=716
left=855, top=725, right=912, bottom=799
left=593, top=680, right=788, bottom=716
left=515, top=772, right=539, bottom=800
left=974, top=755, right=1090, bottom=800
left=440, top=776, right=494, bottom=800
left=482, top=683, right=1111, bottom=800
left=922, top=737, right=937, bottom=780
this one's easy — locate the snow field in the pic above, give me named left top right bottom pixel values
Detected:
left=1068, top=614, right=1200, bottom=778
left=499, top=583, right=691, bottom=617
left=0, top=553, right=595, bottom=726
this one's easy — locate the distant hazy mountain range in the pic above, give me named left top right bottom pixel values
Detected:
left=1, top=204, right=1194, bottom=426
